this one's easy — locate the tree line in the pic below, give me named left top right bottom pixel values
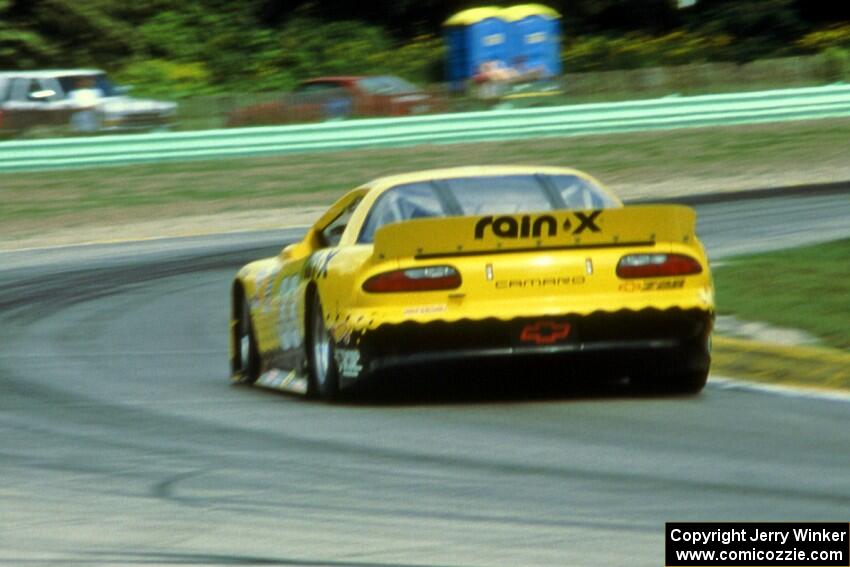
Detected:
left=0, top=0, right=847, bottom=96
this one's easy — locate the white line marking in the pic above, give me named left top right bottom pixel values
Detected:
left=710, top=375, right=850, bottom=403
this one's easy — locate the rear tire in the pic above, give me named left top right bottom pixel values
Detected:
left=307, top=294, right=340, bottom=401
left=233, top=299, right=261, bottom=384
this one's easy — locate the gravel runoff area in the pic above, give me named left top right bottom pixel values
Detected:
left=3, top=166, right=849, bottom=252
left=3, top=117, right=849, bottom=251
left=0, top=206, right=326, bottom=251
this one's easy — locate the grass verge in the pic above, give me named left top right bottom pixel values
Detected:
left=1, top=118, right=849, bottom=242
left=713, top=239, right=850, bottom=350
left=711, top=238, right=850, bottom=391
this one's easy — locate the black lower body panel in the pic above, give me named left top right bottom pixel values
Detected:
left=348, top=308, right=713, bottom=383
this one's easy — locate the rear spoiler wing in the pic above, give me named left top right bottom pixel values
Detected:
left=373, top=205, right=697, bottom=260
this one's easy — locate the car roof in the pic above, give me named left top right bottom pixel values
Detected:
left=300, top=75, right=413, bottom=86
left=314, top=166, right=621, bottom=244
left=364, top=166, right=607, bottom=194
left=0, top=69, right=104, bottom=79
left=320, top=165, right=622, bottom=245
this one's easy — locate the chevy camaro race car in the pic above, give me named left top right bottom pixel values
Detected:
left=231, top=166, right=715, bottom=400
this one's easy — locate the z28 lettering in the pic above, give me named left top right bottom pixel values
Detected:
left=619, top=279, right=686, bottom=292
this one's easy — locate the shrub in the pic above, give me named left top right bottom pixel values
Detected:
left=113, top=59, right=213, bottom=98
left=562, top=31, right=732, bottom=72
left=263, top=19, right=442, bottom=86
left=819, top=47, right=850, bottom=82
left=381, top=35, right=445, bottom=83
left=797, top=24, right=850, bottom=52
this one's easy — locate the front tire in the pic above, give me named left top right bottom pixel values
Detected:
left=233, top=299, right=260, bottom=384
left=307, top=294, right=340, bottom=401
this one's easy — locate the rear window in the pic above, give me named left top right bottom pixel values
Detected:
left=359, top=174, right=617, bottom=243
left=295, top=82, right=344, bottom=93
left=446, top=176, right=552, bottom=215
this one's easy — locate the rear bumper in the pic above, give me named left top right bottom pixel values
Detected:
left=335, top=308, right=713, bottom=383
left=368, top=337, right=695, bottom=374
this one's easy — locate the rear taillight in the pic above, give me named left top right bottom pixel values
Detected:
left=616, top=253, right=702, bottom=278
left=363, top=265, right=461, bottom=293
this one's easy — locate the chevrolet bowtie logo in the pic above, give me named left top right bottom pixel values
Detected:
left=520, top=321, right=572, bottom=345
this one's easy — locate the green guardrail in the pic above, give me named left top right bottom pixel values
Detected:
left=1, top=84, right=849, bottom=172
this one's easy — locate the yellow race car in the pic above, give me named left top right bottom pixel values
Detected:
left=231, top=166, right=714, bottom=400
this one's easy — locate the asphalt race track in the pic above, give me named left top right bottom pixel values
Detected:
left=1, top=191, right=849, bottom=566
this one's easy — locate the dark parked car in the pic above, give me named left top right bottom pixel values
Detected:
left=0, top=69, right=176, bottom=137
left=226, top=75, right=445, bottom=127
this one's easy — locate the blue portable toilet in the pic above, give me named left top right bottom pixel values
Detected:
left=502, top=4, right=562, bottom=77
left=444, top=7, right=510, bottom=88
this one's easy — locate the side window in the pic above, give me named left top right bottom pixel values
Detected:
left=28, top=80, right=45, bottom=102
left=10, top=78, right=32, bottom=101
left=39, top=78, right=63, bottom=101
left=551, top=175, right=618, bottom=209
left=16, top=79, right=57, bottom=103
left=295, top=82, right=340, bottom=94
left=358, top=183, right=445, bottom=244
left=320, top=197, right=362, bottom=248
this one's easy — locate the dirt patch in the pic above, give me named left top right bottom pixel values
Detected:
left=2, top=118, right=848, bottom=250
left=0, top=206, right=326, bottom=251
left=2, top=169, right=845, bottom=251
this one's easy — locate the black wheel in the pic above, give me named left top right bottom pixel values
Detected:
left=233, top=299, right=260, bottom=384
left=307, top=294, right=340, bottom=401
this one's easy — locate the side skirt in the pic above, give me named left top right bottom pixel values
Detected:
left=254, top=348, right=309, bottom=395
left=255, top=368, right=309, bottom=395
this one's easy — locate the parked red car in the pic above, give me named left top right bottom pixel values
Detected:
left=227, top=75, right=444, bottom=127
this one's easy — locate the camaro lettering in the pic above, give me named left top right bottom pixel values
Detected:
left=474, top=211, right=602, bottom=239
left=495, top=276, right=586, bottom=288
